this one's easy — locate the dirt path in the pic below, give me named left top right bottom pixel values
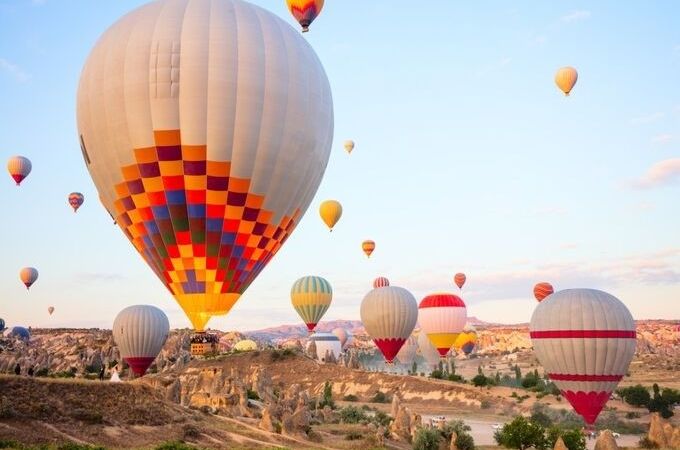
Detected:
left=39, top=423, right=95, bottom=446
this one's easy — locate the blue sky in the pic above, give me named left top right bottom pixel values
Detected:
left=0, top=0, right=678, bottom=330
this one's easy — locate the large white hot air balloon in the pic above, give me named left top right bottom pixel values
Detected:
left=77, top=0, right=334, bottom=332
left=530, top=289, right=636, bottom=425
left=113, top=305, right=170, bottom=377
left=360, top=286, right=418, bottom=364
left=417, top=331, right=440, bottom=370
left=307, top=332, right=342, bottom=363
left=396, top=334, right=418, bottom=366
left=418, top=293, right=467, bottom=358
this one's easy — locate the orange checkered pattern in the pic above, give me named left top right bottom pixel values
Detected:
left=113, top=130, right=300, bottom=300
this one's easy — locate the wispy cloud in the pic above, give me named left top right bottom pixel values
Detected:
left=630, top=112, right=664, bottom=125
left=0, top=58, right=30, bottom=82
left=651, top=134, right=674, bottom=144
left=561, top=10, right=591, bottom=23
left=630, top=158, right=680, bottom=189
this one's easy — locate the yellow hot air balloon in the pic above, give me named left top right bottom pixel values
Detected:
left=77, top=0, right=333, bottom=331
left=286, top=0, right=324, bottom=33
left=343, top=140, right=355, bottom=154
left=362, top=240, right=375, bottom=258
left=555, top=67, right=578, bottom=96
left=291, top=276, right=332, bottom=333
left=319, top=200, right=342, bottom=231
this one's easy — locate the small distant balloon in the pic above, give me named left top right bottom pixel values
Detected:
left=7, top=156, right=31, bottom=186
left=555, top=67, right=578, bottom=96
left=20, top=267, right=39, bottom=290
left=319, top=200, right=342, bottom=231
left=48, top=306, right=55, bottom=316
left=286, top=0, right=324, bottom=33
left=68, top=192, right=85, bottom=213
left=454, top=273, right=466, bottom=290
left=362, top=240, right=375, bottom=258
left=533, top=282, right=554, bottom=302
left=0, top=318, right=5, bottom=331
left=331, top=327, right=349, bottom=349
left=344, top=140, right=355, bottom=154
left=373, top=277, right=389, bottom=289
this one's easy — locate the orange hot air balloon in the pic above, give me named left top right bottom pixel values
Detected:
left=286, top=0, right=324, bottom=33
left=362, top=240, right=375, bottom=258
left=533, top=282, right=554, bottom=302
left=7, top=156, right=32, bottom=186
left=555, top=67, right=578, bottom=96
left=454, top=273, right=466, bottom=290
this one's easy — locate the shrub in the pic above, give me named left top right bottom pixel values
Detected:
left=345, top=431, right=363, bottom=441
left=595, top=411, right=646, bottom=434
left=413, top=428, right=442, bottom=450
left=456, top=432, right=476, bottom=450
left=154, top=442, right=196, bottom=450
left=342, top=394, right=358, bottom=402
left=638, top=436, right=659, bottom=449
left=34, top=367, right=49, bottom=377
left=617, top=384, right=651, bottom=407
left=318, top=381, right=335, bottom=409
left=626, top=411, right=641, bottom=419
left=480, top=399, right=492, bottom=409
left=246, top=389, right=260, bottom=400
left=0, top=397, right=15, bottom=419
left=530, top=404, right=553, bottom=427
left=372, top=410, right=392, bottom=427
left=70, top=408, right=104, bottom=424
left=58, top=445, right=106, bottom=450
left=448, top=373, right=465, bottom=383
left=339, top=406, right=368, bottom=424
left=546, top=427, right=586, bottom=450
left=0, top=440, right=19, bottom=449
left=182, top=423, right=201, bottom=439
left=370, top=391, right=390, bottom=403
left=472, top=374, right=489, bottom=387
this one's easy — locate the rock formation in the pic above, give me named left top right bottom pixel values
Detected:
left=553, top=436, right=568, bottom=450
left=594, top=430, right=618, bottom=450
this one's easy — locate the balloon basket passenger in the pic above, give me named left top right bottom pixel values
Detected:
left=190, top=332, right=219, bottom=357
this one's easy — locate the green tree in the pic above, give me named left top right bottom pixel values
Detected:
left=514, top=365, right=522, bottom=382
left=617, top=385, right=650, bottom=407
left=413, top=428, right=442, bottom=450
left=546, top=427, right=586, bottom=450
left=648, top=383, right=673, bottom=418
left=522, top=371, right=539, bottom=389
left=318, top=381, right=335, bottom=409
left=339, top=406, right=368, bottom=424
left=441, top=420, right=475, bottom=450
left=411, top=361, right=418, bottom=375
left=530, top=404, right=553, bottom=428
left=472, top=374, right=489, bottom=387
left=494, top=416, right=546, bottom=450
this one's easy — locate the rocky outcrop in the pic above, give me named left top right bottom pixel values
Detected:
left=553, top=436, right=568, bottom=450
left=450, top=431, right=458, bottom=450
left=594, top=430, right=618, bottom=450
left=389, top=391, right=420, bottom=442
left=305, top=340, right=317, bottom=360
left=648, top=413, right=668, bottom=448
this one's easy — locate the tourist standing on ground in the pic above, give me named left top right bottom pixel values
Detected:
left=99, top=365, right=105, bottom=381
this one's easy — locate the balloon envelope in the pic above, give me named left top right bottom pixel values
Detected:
left=555, top=67, right=578, bottom=96
left=362, top=240, right=375, bottom=258
left=396, top=334, right=418, bottom=366
left=0, top=318, right=4, bottom=332
left=8, top=326, right=30, bottom=342
left=331, top=327, right=349, bottom=349
left=417, top=331, right=440, bottom=370
left=77, top=0, right=333, bottom=331
left=48, top=306, right=55, bottom=316
left=286, top=0, right=324, bottom=32
left=533, top=282, right=554, bottom=302
left=113, top=305, right=169, bottom=377
left=68, top=192, right=85, bottom=212
left=234, top=339, right=258, bottom=352
left=530, top=289, right=636, bottom=424
left=7, top=156, right=31, bottom=186
left=343, top=140, right=355, bottom=154
left=418, top=293, right=467, bottom=357
left=319, top=200, right=342, bottom=231
left=360, top=286, right=418, bottom=363
left=373, top=277, right=389, bottom=289
left=454, top=324, right=477, bottom=355
left=454, top=273, right=466, bottom=289
left=20, top=267, right=38, bottom=290
left=291, top=276, right=332, bottom=332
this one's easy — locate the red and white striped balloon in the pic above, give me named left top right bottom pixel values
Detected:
left=530, top=289, right=636, bottom=424
left=533, top=282, right=554, bottom=302
left=373, top=277, right=390, bottom=289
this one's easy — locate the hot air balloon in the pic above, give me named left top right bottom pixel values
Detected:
left=319, top=200, right=342, bottom=231
left=555, top=67, right=578, bottom=96
left=7, top=156, right=31, bottom=186
left=454, top=324, right=477, bottom=356
left=417, top=331, right=440, bottom=370
left=396, top=335, right=418, bottom=366
left=113, top=305, right=169, bottom=377
left=0, top=318, right=5, bottom=332
left=418, top=293, right=467, bottom=358
left=8, top=326, right=30, bottom=342
left=373, top=277, right=389, bottom=288
left=362, top=240, right=376, bottom=258
left=19, top=267, right=38, bottom=290
left=286, top=0, right=324, bottom=33
left=343, top=140, right=355, bottom=154
left=530, top=289, right=636, bottom=425
left=77, top=0, right=333, bottom=332
left=68, top=192, right=85, bottom=213
left=308, top=332, right=342, bottom=362
left=291, top=276, right=332, bottom=333
left=360, top=286, right=418, bottom=364
left=454, top=273, right=466, bottom=290
left=533, top=282, right=554, bottom=302
left=331, top=327, right=349, bottom=349
left=234, top=339, right=258, bottom=352
left=47, top=306, right=55, bottom=316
